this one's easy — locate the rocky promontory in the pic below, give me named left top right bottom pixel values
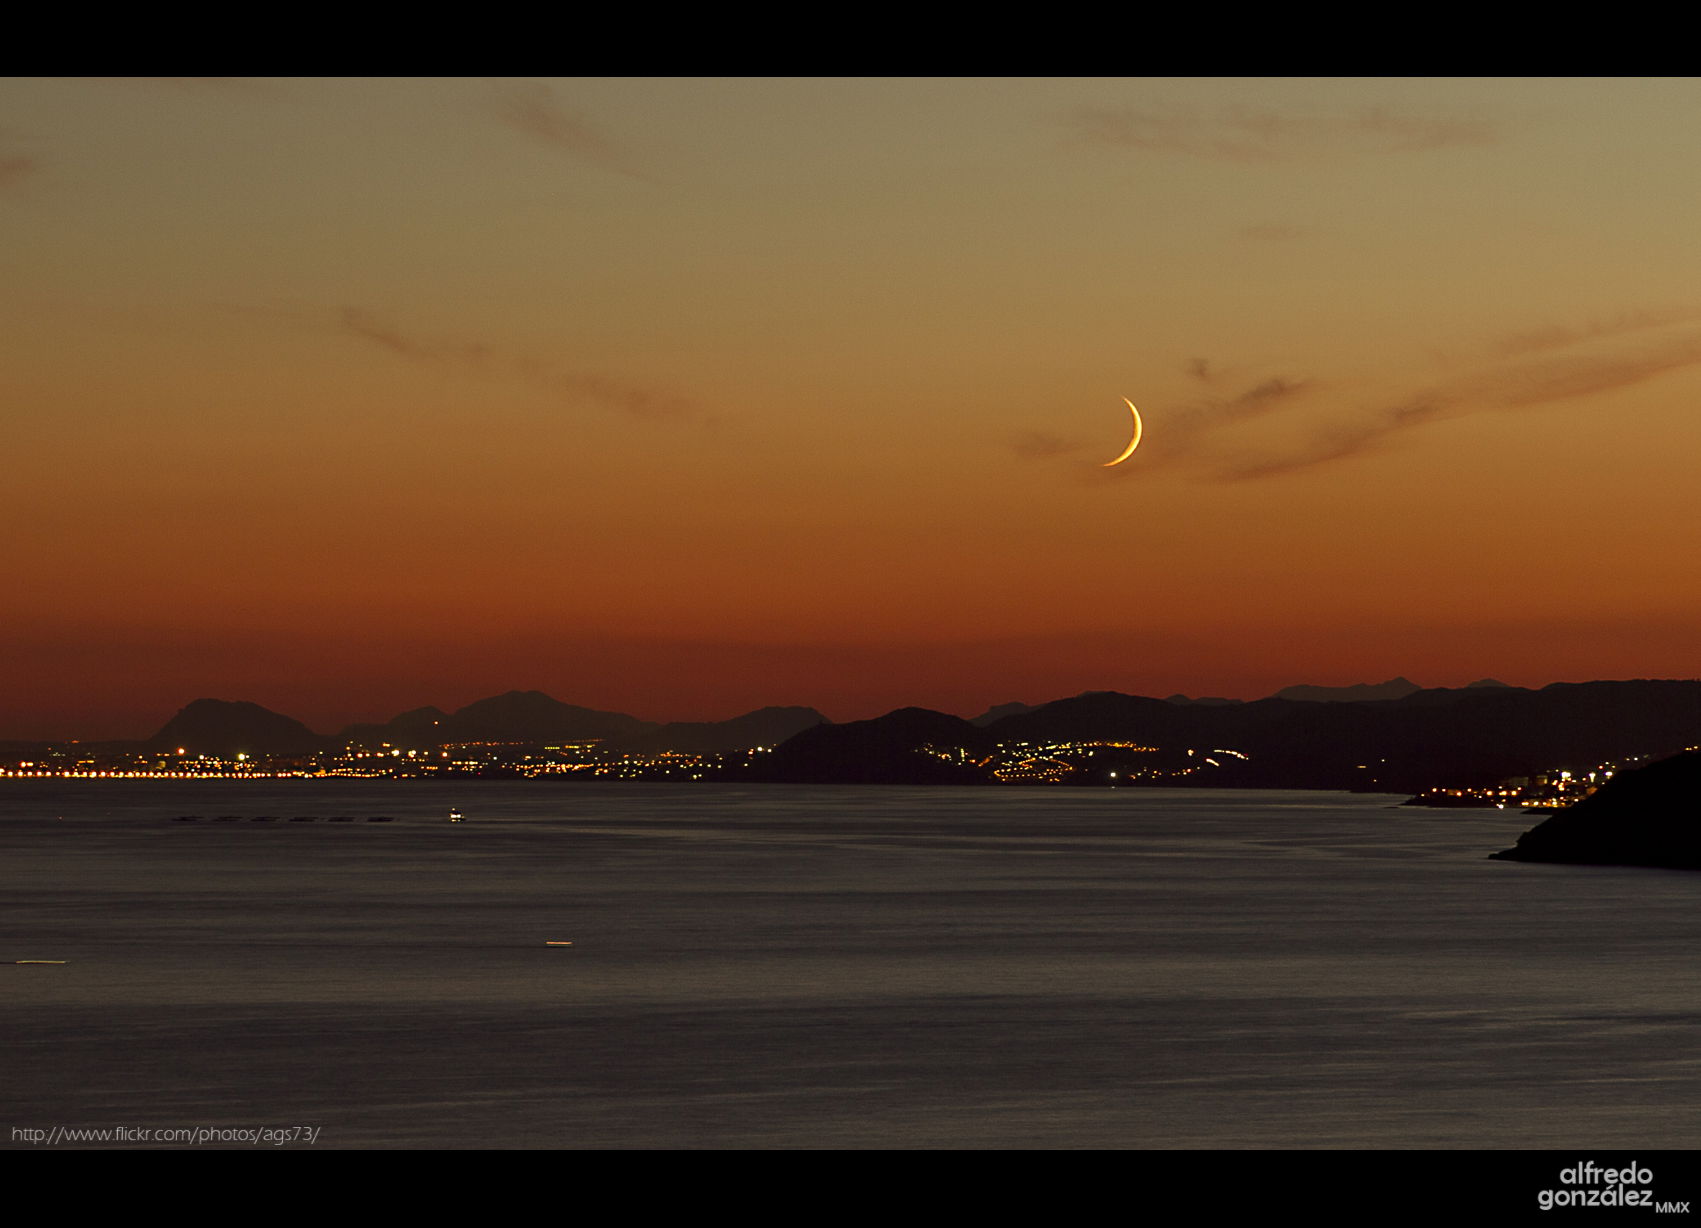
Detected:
left=1489, top=751, right=1701, bottom=869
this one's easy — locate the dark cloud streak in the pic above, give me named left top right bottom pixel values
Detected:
left=340, top=308, right=493, bottom=367
left=489, top=81, right=651, bottom=182
left=1493, top=307, right=1701, bottom=360
left=1016, top=375, right=1316, bottom=469
left=1066, top=102, right=1495, bottom=162
left=1044, top=311, right=1701, bottom=485
left=1159, top=376, right=1314, bottom=448
left=1220, top=401, right=1444, bottom=481
left=1480, top=331, right=1701, bottom=410
left=338, top=307, right=697, bottom=422
left=1211, top=319, right=1701, bottom=482
left=0, top=154, right=40, bottom=190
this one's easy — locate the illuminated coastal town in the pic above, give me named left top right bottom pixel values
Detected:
left=1407, top=763, right=1647, bottom=811
left=2, top=728, right=1684, bottom=814
left=0, top=737, right=1203, bottom=785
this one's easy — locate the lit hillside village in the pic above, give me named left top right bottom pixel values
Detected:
left=1410, top=766, right=1631, bottom=810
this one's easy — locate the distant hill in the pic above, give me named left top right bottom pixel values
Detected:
left=757, top=680, right=1701, bottom=792
left=969, top=701, right=1036, bottom=727
left=1272, top=677, right=1422, bottom=703
left=340, top=705, right=448, bottom=749
left=436, top=691, right=656, bottom=744
left=989, top=691, right=1206, bottom=743
left=628, top=706, right=827, bottom=753
left=763, top=707, right=987, bottom=783
left=148, top=699, right=326, bottom=757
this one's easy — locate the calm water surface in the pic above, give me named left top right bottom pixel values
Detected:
left=4, top=781, right=1698, bottom=1149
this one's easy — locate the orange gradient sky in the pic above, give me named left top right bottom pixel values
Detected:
left=4, top=77, right=1699, bottom=738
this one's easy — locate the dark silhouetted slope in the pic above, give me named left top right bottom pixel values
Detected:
left=340, top=705, right=448, bottom=749
left=1273, top=677, right=1422, bottom=703
left=1491, top=751, right=1701, bottom=869
left=973, top=680, right=1701, bottom=792
left=762, top=707, right=987, bottom=783
left=630, top=706, right=826, bottom=754
left=438, top=691, right=656, bottom=743
left=148, top=699, right=326, bottom=756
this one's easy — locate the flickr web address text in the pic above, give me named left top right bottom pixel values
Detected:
left=11, top=1125, right=320, bottom=1147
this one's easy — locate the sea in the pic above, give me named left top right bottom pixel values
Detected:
left=5, top=779, right=1701, bottom=1153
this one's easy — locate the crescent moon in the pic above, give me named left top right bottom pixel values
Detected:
left=1102, top=398, right=1143, bottom=467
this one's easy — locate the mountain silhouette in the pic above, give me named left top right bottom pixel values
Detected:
left=764, top=707, right=987, bottom=783
left=340, top=705, right=448, bottom=749
left=1272, top=677, right=1422, bottom=703
left=760, top=680, right=1701, bottom=792
left=148, top=699, right=326, bottom=757
left=437, top=690, right=656, bottom=744
left=969, top=701, right=1037, bottom=727
left=121, top=678, right=1701, bottom=792
left=628, top=706, right=826, bottom=753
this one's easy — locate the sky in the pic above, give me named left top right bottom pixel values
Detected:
left=4, top=76, right=1700, bottom=739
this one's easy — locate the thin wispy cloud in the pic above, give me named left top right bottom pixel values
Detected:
left=1015, top=375, right=1315, bottom=467
left=1030, top=310, right=1701, bottom=484
left=1471, top=327, right=1701, bottom=411
left=1492, top=307, right=1701, bottom=359
left=511, top=357, right=694, bottom=421
left=1118, top=376, right=1318, bottom=474
left=1204, top=313, right=1701, bottom=482
left=1218, top=401, right=1445, bottom=481
left=0, top=154, right=40, bottom=191
left=0, top=125, right=41, bottom=193
left=1066, top=103, right=1495, bottom=162
left=489, top=81, right=650, bottom=181
left=1158, top=376, right=1314, bottom=446
left=338, top=307, right=698, bottom=422
left=340, top=308, right=494, bottom=367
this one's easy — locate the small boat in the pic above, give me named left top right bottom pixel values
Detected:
left=448, top=809, right=465, bottom=822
